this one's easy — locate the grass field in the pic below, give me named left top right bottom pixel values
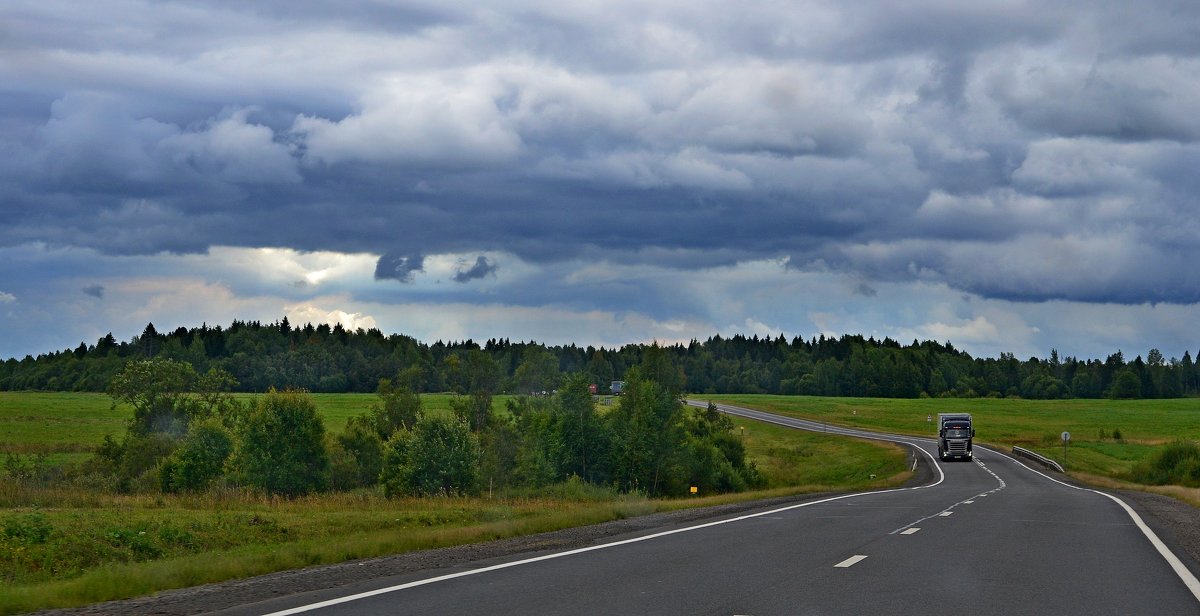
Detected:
left=0, top=392, right=491, bottom=465
left=0, top=392, right=908, bottom=614
left=696, top=394, right=1200, bottom=477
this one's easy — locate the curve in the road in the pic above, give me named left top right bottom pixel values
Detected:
left=691, top=398, right=1200, bottom=605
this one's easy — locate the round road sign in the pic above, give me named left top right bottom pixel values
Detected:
left=1062, top=431, right=1071, bottom=442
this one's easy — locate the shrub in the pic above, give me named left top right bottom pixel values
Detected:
left=160, top=420, right=233, bottom=493
left=1130, top=441, right=1200, bottom=486
left=330, top=418, right=384, bottom=489
left=232, top=389, right=329, bottom=497
left=366, top=378, right=423, bottom=438
left=381, top=415, right=480, bottom=497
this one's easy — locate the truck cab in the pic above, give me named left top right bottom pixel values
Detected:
left=937, top=413, right=974, bottom=461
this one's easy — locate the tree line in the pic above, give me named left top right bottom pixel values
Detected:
left=2, top=318, right=1199, bottom=399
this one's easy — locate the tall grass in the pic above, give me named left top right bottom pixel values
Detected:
left=1129, top=441, right=1200, bottom=486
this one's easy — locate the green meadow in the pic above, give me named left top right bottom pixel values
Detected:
left=0, top=393, right=489, bottom=463
left=0, top=392, right=907, bottom=614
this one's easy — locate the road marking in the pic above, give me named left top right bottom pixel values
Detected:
left=938, top=511, right=953, bottom=517
left=995, top=453, right=1200, bottom=604
left=834, top=555, right=868, bottom=568
left=901, top=527, right=921, bottom=535
left=963, top=500, right=974, bottom=504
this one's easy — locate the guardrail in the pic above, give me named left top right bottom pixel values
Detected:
left=1012, top=446, right=1065, bottom=473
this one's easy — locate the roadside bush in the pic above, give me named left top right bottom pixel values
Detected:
left=92, top=432, right=177, bottom=492
left=232, top=389, right=329, bottom=497
left=330, top=418, right=384, bottom=489
left=1130, top=440, right=1200, bottom=486
left=380, top=415, right=480, bottom=497
left=160, top=420, right=233, bottom=493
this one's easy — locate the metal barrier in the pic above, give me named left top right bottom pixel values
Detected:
left=1012, top=446, right=1065, bottom=473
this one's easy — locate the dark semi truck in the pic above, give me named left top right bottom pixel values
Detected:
left=937, top=413, right=974, bottom=461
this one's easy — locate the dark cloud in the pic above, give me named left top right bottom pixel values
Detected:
left=82, top=284, right=104, bottom=298
left=453, top=256, right=498, bottom=283
left=1, top=0, right=1198, bottom=308
left=374, top=252, right=424, bottom=283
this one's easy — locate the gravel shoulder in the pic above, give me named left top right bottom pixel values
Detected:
left=32, top=446, right=1200, bottom=615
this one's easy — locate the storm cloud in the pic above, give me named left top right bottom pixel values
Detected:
left=374, top=252, right=425, bottom=283
left=2, top=0, right=1200, bottom=359
left=454, top=256, right=498, bottom=283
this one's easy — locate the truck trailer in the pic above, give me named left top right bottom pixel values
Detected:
left=937, top=413, right=974, bottom=461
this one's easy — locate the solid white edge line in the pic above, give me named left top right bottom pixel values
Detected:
left=986, top=450, right=1200, bottom=604
left=260, top=403, right=946, bottom=616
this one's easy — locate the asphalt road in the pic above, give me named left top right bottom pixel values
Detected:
left=216, top=401, right=1200, bottom=616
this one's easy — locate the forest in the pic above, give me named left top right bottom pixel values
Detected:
left=2, top=317, right=1198, bottom=399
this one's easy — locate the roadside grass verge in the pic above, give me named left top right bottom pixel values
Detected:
left=0, top=493, right=655, bottom=614
left=1067, top=473, right=1200, bottom=509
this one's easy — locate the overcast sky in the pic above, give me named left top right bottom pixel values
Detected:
left=3, top=0, right=1199, bottom=361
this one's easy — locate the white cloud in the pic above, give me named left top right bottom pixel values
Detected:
left=159, top=109, right=300, bottom=184
left=0, top=291, right=15, bottom=303
left=284, top=304, right=377, bottom=331
left=293, top=70, right=524, bottom=167
left=192, top=247, right=379, bottom=291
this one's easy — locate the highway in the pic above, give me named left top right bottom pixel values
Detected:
left=217, top=401, right=1200, bottom=616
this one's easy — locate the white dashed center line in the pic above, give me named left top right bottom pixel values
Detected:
left=901, top=527, right=921, bottom=535
left=834, top=555, right=869, bottom=568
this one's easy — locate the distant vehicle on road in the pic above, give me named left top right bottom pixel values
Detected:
left=937, top=413, right=974, bottom=461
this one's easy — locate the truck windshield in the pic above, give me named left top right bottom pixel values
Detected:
left=945, top=428, right=970, bottom=438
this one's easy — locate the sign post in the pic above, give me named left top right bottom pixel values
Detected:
left=1061, top=431, right=1071, bottom=468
